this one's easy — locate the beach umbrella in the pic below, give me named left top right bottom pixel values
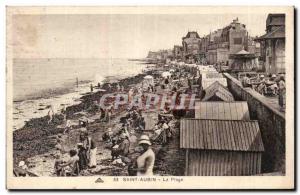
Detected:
left=161, top=71, right=171, bottom=78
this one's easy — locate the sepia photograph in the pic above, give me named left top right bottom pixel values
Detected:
left=6, top=6, right=294, bottom=189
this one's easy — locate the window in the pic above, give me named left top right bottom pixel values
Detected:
left=233, top=38, right=242, bottom=45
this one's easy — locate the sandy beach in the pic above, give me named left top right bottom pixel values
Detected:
left=13, top=68, right=187, bottom=176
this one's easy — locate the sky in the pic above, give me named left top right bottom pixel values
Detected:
left=12, top=13, right=268, bottom=59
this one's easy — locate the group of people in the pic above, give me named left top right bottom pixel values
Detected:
left=54, top=129, right=97, bottom=176
left=242, top=73, right=286, bottom=111
left=102, top=125, right=155, bottom=176
left=152, top=115, right=174, bottom=145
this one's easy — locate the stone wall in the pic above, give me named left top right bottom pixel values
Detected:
left=223, top=73, right=285, bottom=173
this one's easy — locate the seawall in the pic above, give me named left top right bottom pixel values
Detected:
left=223, top=73, right=285, bottom=173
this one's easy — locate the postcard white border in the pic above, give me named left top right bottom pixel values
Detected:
left=6, top=6, right=294, bottom=189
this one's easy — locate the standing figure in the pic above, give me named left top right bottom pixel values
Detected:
left=82, top=132, right=97, bottom=168
left=47, top=105, right=54, bottom=124
left=63, top=119, right=72, bottom=134
left=77, top=143, right=88, bottom=171
left=116, top=83, right=120, bottom=91
left=278, top=76, right=286, bottom=111
left=136, top=135, right=155, bottom=176
left=90, top=84, right=93, bottom=92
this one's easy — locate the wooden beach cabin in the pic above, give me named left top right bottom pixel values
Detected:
left=180, top=119, right=264, bottom=176
left=200, top=71, right=227, bottom=90
left=202, top=81, right=234, bottom=102
left=195, top=101, right=250, bottom=120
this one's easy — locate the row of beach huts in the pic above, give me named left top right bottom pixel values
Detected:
left=178, top=64, right=265, bottom=176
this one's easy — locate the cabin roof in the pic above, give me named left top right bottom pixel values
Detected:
left=202, top=81, right=234, bottom=101
left=180, top=119, right=264, bottom=152
left=195, top=101, right=250, bottom=120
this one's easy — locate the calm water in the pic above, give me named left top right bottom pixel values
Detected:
left=13, top=58, right=146, bottom=101
left=12, top=58, right=146, bottom=130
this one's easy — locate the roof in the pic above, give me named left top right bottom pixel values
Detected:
left=255, top=26, right=285, bottom=40
left=202, top=81, right=234, bottom=101
left=195, top=101, right=250, bottom=120
left=183, top=31, right=200, bottom=39
left=266, top=14, right=285, bottom=27
left=202, top=79, right=228, bottom=90
left=180, top=119, right=264, bottom=152
left=202, top=73, right=224, bottom=79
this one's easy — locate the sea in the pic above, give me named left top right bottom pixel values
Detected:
left=12, top=58, right=147, bottom=130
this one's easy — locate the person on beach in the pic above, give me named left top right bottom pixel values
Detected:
left=61, top=105, right=67, bottom=121
left=59, top=149, right=80, bottom=176
left=135, top=135, right=155, bottom=176
left=128, top=88, right=134, bottom=103
left=116, top=83, right=120, bottom=91
left=13, top=161, right=29, bottom=177
left=54, top=154, right=64, bottom=176
left=115, top=133, right=130, bottom=158
left=63, top=119, right=72, bottom=134
left=242, top=74, right=252, bottom=88
left=102, top=127, right=113, bottom=143
left=108, top=83, right=112, bottom=92
left=82, top=132, right=97, bottom=168
left=77, top=143, right=88, bottom=171
left=90, top=84, right=93, bottom=92
left=47, top=105, right=54, bottom=124
left=106, top=108, right=112, bottom=125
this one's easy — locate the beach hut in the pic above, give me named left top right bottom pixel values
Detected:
left=195, top=101, right=250, bottom=120
left=180, top=119, right=264, bottom=176
left=202, top=81, right=234, bottom=101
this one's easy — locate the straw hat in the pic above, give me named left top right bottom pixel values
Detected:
left=271, top=74, right=277, bottom=78
left=138, top=135, right=151, bottom=146
left=260, top=75, right=265, bottom=78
